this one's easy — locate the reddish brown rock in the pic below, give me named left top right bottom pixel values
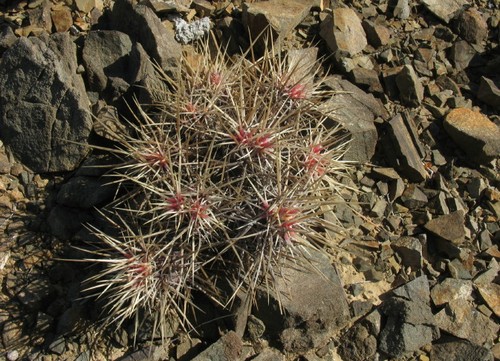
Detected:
left=51, top=6, right=73, bottom=33
left=455, top=8, right=488, bottom=44
left=424, top=211, right=465, bottom=245
left=320, top=8, right=367, bottom=56
left=477, top=283, right=500, bottom=317
left=444, top=108, right=500, bottom=163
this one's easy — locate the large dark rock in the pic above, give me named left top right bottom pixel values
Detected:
left=430, top=339, right=493, bottom=361
left=82, top=30, right=154, bottom=95
left=110, top=0, right=181, bottom=73
left=0, top=33, right=92, bottom=173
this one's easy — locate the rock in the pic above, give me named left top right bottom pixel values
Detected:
left=401, top=184, right=428, bottom=210
left=82, top=30, right=153, bottom=94
left=476, top=283, right=500, bottom=317
left=191, top=331, right=243, bottom=361
left=321, top=76, right=388, bottom=162
left=350, top=68, right=384, bottom=93
left=430, top=278, right=473, bottom=306
left=391, top=236, right=423, bottom=270
left=242, top=0, right=314, bottom=54
left=430, top=339, right=493, bottom=361
left=49, top=336, right=66, bottom=355
left=253, top=247, right=350, bottom=354
left=362, top=20, right=391, bottom=48
left=448, top=40, right=477, bottom=71
left=56, top=176, right=115, bottom=209
left=117, top=345, right=169, bottom=361
left=477, top=76, right=500, bottom=110
left=2, top=320, right=23, bottom=348
left=396, top=65, right=424, bottom=107
left=424, top=211, right=465, bottom=245
left=27, top=1, right=53, bottom=33
left=6, top=350, right=19, bottom=361
left=454, top=8, right=488, bottom=44
left=421, top=0, right=468, bottom=23
left=75, top=0, right=96, bottom=13
left=444, top=108, right=500, bottom=164
left=378, top=277, right=439, bottom=358
left=393, top=0, right=410, bottom=19
left=384, top=114, right=428, bottom=182
left=51, top=6, right=73, bottom=33
left=338, top=323, right=377, bottom=361
left=111, top=0, right=182, bottom=73
left=320, top=8, right=367, bottom=56
left=0, top=24, right=18, bottom=55
left=434, top=300, right=499, bottom=345
left=0, top=33, right=92, bottom=173
left=17, top=278, right=52, bottom=310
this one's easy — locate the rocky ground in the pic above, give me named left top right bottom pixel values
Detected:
left=0, top=0, right=499, bottom=360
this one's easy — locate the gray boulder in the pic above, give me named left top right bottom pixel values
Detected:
left=0, top=33, right=92, bottom=173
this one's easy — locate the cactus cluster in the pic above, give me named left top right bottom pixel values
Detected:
left=85, top=37, right=353, bottom=342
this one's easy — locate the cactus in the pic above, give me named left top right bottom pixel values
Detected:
left=84, top=36, right=353, bottom=343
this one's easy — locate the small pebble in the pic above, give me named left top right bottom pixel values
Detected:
left=6, top=350, right=19, bottom=361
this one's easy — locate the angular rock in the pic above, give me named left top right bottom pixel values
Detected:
left=191, top=331, right=242, bottom=361
left=454, top=8, right=488, bottom=44
left=111, top=0, right=182, bottom=72
left=75, top=0, right=96, bottom=13
left=424, top=211, right=465, bottom=245
left=242, top=0, right=313, bottom=53
left=320, top=8, right=367, bottom=56
left=51, top=6, right=73, bottom=33
left=401, top=184, right=428, bottom=210
left=477, top=76, right=500, bottom=110
left=82, top=30, right=153, bottom=93
left=396, top=65, right=424, bottom=107
left=27, top=1, right=53, bottom=33
left=350, top=67, right=383, bottom=93
left=362, top=20, right=391, bottom=48
left=321, top=76, right=388, bottom=162
left=0, top=24, right=17, bottom=55
left=0, top=33, right=92, bottom=173
left=430, top=339, right=493, bottom=361
left=421, top=0, right=468, bottom=23
left=430, top=278, right=473, bottom=306
left=384, top=119, right=426, bottom=183
left=393, top=0, right=410, bottom=19
left=253, top=248, right=350, bottom=354
left=444, top=108, right=500, bottom=164
left=434, top=300, right=499, bottom=345
left=391, top=236, right=423, bottom=270
left=448, top=40, right=477, bottom=71
left=477, top=283, right=500, bottom=317
left=378, top=277, right=438, bottom=358
left=17, top=278, right=52, bottom=310
left=252, top=348, right=285, bottom=361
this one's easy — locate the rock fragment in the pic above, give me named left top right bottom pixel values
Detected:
left=421, top=0, right=468, bottom=23
left=430, top=340, right=493, bottom=361
left=434, top=300, right=499, bottom=345
left=362, top=20, right=391, bottom=48
left=477, top=76, right=500, bottom=110
left=477, top=283, right=500, bottom=317
left=396, top=65, right=424, bottom=107
left=191, top=331, right=242, bottom=361
left=448, top=40, right=477, bottom=71
left=424, top=211, right=465, bottom=245
left=430, top=278, right=473, bottom=306
left=320, top=8, right=367, bottom=56
left=444, top=108, right=500, bottom=164
left=454, top=8, right=488, bottom=44
left=51, top=6, right=73, bottom=33
left=0, top=34, right=92, bottom=173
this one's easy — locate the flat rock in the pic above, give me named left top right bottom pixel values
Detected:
left=401, top=184, right=428, bottom=210
left=424, top=210, right=465, bottom=245
left=430, top=278, right=473, bottom=306
left=477, top=76, right=500, bottom=110
left=430, top=339, right=493, bottom=361
left=421, top=0, right=468, bottom=23
left=448, top=40, right=477, bottom=71
left=111, top=0, right=181, bottom=73
left=444, top=108, right=500, bottom=164
left=242, top=0, right=314, bottom=53
left=350, top=67, right=384, bottom=93
left=0, top=33, right=92, bottom=173
left=477, top=283, right=500, bottom=317
left=321, top=76, right=388, bottom=162
left=362, top=20, right=391, bottom=48
left=320, top=8, right=367, bottom=56
left=51, top=6, right=72, bottom=32
left=434, top=300, right=499, bottom=345
left=254, top=247, right=350, bottom=354
left=454, top=8, right=488, bottom=44
left=391, top=236, right=423, bottom=270
left=385, top=114, right=428, bottom=182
